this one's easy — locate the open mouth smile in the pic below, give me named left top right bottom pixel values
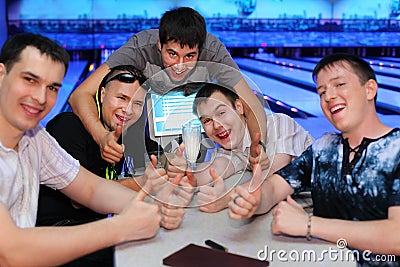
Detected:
left=330, top=104, right=346, bottom=114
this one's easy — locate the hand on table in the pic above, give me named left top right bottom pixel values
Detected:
left=114, top=184, right=161, bottom=242
left=144, top=155, right=169, bottom=194
left=174, top=173, right=195, bottom=206
left=155, top=174, right=190, bottom=230
left=197, top=168, right=229, bottom=213
left=271, top=195, right=309, bottom=237
left=100, top=125, right=124, bottom=164
left=228, top=163, right=262, bottom=220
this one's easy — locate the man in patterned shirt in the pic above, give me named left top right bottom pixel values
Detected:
left=228, top=53, right=399, bottom=266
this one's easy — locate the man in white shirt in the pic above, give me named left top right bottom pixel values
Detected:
left=190, top=82, right=313, bottom=212
left=0, top=33, right=167, bottom=266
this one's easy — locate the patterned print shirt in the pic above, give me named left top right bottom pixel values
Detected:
left=278, top=128, right=400, bottom=220
left=277, top=128, right=400, bottom=266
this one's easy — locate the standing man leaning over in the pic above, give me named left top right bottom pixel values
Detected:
left=0, top=33, right=161, bottom=267
left=68, top=6, right=267, bottom=164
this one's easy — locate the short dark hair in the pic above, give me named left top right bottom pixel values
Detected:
left=159, top=7, right=207, bottom=50
left=312, top=53, right=377, bottom=102
left=99, top=65, right=147, bottom=89
left=192, top=82, right=238, bottom=116
left=97, top=65, right=147, bottom=125
left=0, top=33, right=69, bottom=75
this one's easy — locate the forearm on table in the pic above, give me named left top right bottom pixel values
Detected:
left=0, top=206, right=120, bottom=267
left=311, top=213, right=400, bottom=255
left=195, top=158, right=235, bottom=186
left=234, top=158, right=293, bottom=214
left=255, top=174, right=294, bottom=215
left=88, top=178, right=138, bottom=214
left=63, top=167, right=137, bottom=215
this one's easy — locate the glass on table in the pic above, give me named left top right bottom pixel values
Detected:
left=182, top=120, right=202, bottom=170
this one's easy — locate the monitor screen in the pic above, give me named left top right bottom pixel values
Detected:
left=146, top=91, right=202, bottom=139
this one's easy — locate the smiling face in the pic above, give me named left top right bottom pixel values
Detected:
left=196, top=91, right=246, bottom=150
left=159, top=40, right=198, bottom=81
left=100, top=78, right=146, bottom=131
left=0, top=46, right=65, bottom=141
left=316, top=61, right=377, bottom=134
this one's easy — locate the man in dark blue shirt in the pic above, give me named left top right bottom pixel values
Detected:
left=228, top=53, right=400, bottom=266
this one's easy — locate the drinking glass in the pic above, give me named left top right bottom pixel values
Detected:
left=182, top=120, right=202, bottom=169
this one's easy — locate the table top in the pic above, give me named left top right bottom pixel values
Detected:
left=115, top=199, right=357, bottom=267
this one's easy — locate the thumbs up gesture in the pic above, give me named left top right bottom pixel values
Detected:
left=116, top=182, right=161, bottom=241
left=197, top=168, right=229, bottom=213
left=228, top=163, right=262, bottom=220
left=100, top=124, right=124, bottom=163
left=249, top=132, right=270, bottom=171
left=154, top=174, right=190, bottom=230
left=166, top=143, right=187, bottom=179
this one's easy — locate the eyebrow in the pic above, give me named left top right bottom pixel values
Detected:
left=316, top=76, right=340, bottom=91
left=122, top=92, right=144, bottom=104
left=198, top=103, right=226, bottom=120
left=131, top=99, right=144, bottom=105
left=166, top=48, right=197, bottom=56
left=185, top=51, right=198, bottom=56
left=120, top=92, right=130, bottom=99
left=21, top=71, right=62, bottom=88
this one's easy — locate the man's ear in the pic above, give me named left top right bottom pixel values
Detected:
left=365, top=79, right=378, bottom=101
left=100, top=87, right=106, bottom=104
left=234, top=99, right=245, bottom=115
left=0, top=63, right=6, bottom=85
left=157, top=39, right=162, bottom=51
